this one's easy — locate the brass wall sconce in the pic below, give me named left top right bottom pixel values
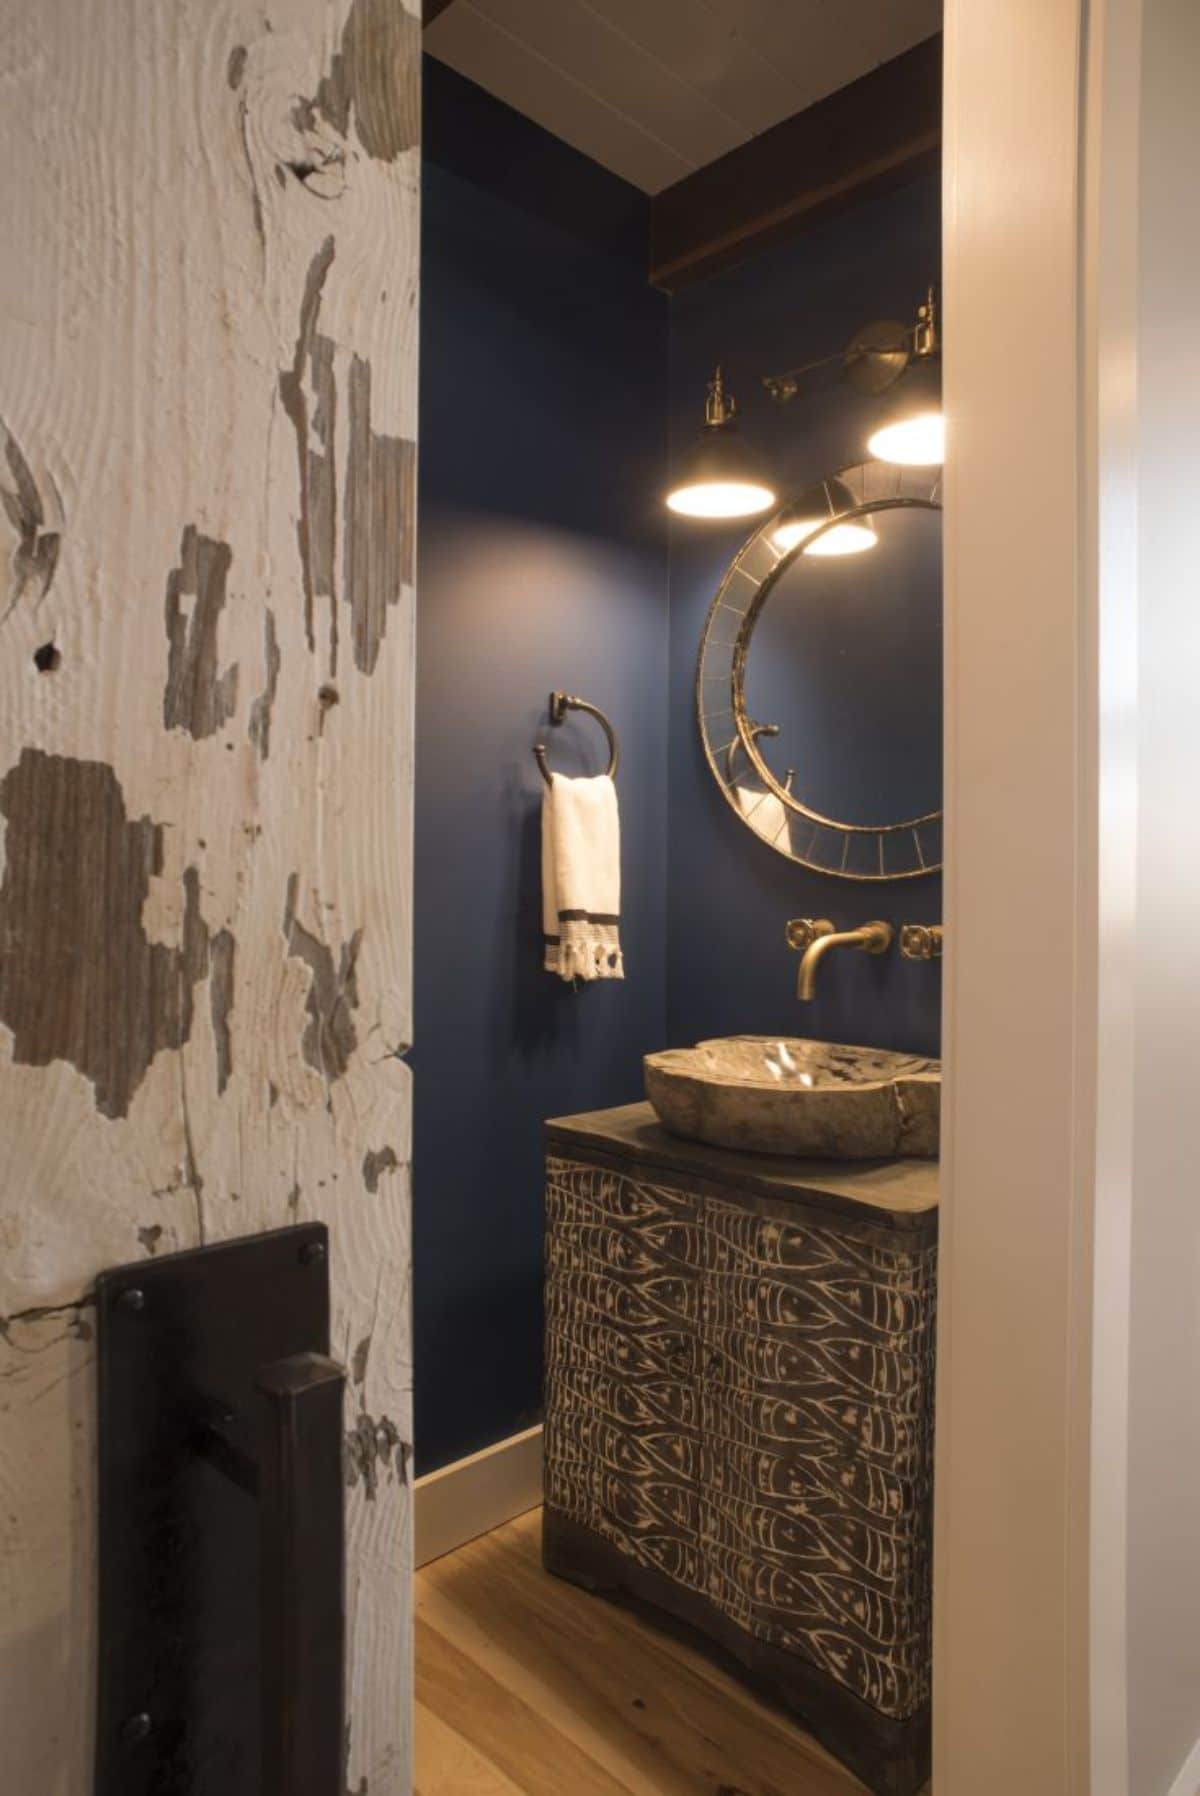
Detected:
left=763, top=287, right=944, bottom=468
left=666, top=366, right=777, bottom=520
left=669, top=288, right=942, bottom=521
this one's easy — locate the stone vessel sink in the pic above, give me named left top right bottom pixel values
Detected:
left=644, top=1036, right=940, bottom=1160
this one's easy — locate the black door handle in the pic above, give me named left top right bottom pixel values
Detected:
left=197, top=1352, right=346, bottom=1794
left=95, top=1225, right=342, bottom=1796
left=256, top=1353, right=347, bottom=1796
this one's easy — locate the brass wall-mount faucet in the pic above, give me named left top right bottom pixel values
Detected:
left=785, top=918, right=894, bottom=1001
left=900, top=924, right=943, bottom=961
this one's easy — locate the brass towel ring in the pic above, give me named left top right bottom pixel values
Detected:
left=534, top=691, right=619, bottom=788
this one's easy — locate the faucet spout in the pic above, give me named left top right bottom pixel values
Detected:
left=792, top=920, right=893, bottom=1000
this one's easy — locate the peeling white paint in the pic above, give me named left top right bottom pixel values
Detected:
left=0, top=2, right=418, bottom=1788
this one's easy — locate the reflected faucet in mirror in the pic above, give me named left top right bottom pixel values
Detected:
left=786, top=917, right=894, bottom=1000
left=726, top=720, right=795, bottom=793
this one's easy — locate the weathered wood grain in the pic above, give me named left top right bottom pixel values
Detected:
left=0, top=1, right=419, bottom=1788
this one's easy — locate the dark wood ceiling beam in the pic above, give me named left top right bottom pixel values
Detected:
left=649, top=35, right=942, bottom=293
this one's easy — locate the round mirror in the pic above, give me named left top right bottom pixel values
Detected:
left=697, top=461, right=942, bottom=879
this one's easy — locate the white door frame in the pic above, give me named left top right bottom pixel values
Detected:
left=937, top=1, right=1142, bottom=1788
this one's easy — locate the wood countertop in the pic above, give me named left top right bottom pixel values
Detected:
left=545, top=1101, right=939, bottom=1231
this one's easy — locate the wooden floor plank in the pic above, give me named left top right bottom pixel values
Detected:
left=501, top=1511, right=860, bottom=1782
left=416, top=1615, right=634, bottom=1796
left=413, top=1701, right=526, bottom=1796
left=417, top=1508, right=866, bottom=1796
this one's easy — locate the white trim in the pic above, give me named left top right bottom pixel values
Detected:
left=938, top=3, right=1099, bottom=1788
left=1082, top=1, right=1142, bottom=1789
left=414, top=1426, right=543, bottom=1568
left=1168, top=1739, right=1200, bottom=1796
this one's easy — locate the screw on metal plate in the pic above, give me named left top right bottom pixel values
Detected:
left=117, top=1287, right=146, bottom=1313
left=120, top=1712, right=152, bottom=1743
left=299, top=1239, right=326, bottom=1266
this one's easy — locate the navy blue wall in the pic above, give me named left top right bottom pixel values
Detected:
left=417, top=62, right=941, bottom=1474
left=415, top=61, right=668, bottom=1475
left=665, top=176, right=943, bottom=1059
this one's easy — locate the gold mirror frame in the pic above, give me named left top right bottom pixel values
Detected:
left=696, top=460, right=943, bottom=881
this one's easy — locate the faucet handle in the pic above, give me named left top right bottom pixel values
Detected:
left=900, top=924, right=943, bottom=961
left=786, top=918, right=835, bottom=952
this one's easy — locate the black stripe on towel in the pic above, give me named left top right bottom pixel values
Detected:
left=557, top=910, right=620, bottom=924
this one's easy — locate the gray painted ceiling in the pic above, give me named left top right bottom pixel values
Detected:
left=425, top=0, right=943, bottom=194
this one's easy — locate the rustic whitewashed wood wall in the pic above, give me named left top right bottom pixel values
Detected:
left=0, top=1, right=419, bottom=1787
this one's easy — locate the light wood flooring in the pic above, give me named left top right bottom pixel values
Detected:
left=414, top=1507, right=873, bottom=1796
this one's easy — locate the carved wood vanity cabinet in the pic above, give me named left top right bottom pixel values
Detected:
left=542, top=1103, right=938, bottom=1796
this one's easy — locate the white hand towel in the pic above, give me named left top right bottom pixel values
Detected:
left=542, top=772, right=624, bottom=982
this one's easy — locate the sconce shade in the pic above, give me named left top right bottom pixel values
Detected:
left=667, top=420, right=776, bottom=519
left=867, top=353, right=944, bottom=466
left=770, top=475, right=878, bottom=557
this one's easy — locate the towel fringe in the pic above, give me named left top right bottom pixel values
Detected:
left=547, top=937, right=624, bottom=983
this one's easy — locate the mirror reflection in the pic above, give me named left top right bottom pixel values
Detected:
left=742, top=504, right=942, bottom=828
left=697, top=462, right=943, bottom=879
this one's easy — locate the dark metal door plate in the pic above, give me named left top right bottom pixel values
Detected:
left=94, top=1224, right=341, bottom=1796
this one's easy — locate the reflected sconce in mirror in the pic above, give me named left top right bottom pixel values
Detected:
left=666, top=366, right=777, bottom=520
left=763, top=287, right=944, bottom=469
left=771, top=475, right=879, bottom=557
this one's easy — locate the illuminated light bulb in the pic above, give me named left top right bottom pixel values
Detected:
left=770, top=474, right=877, bottom=557
left=867, top=409, right=945, bottom=467
left=802, top=518, right=878, bottom=556
left=771, top=514, right=878, bottom=556
left=770, top=516, right=822, bottom=552
left=669, top=479, right=776, bottom=520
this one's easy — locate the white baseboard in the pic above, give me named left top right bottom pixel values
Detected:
left=414, top=1424, right=543, bottom=1568
left=1169, top=1737, right=1200, bottom=1796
